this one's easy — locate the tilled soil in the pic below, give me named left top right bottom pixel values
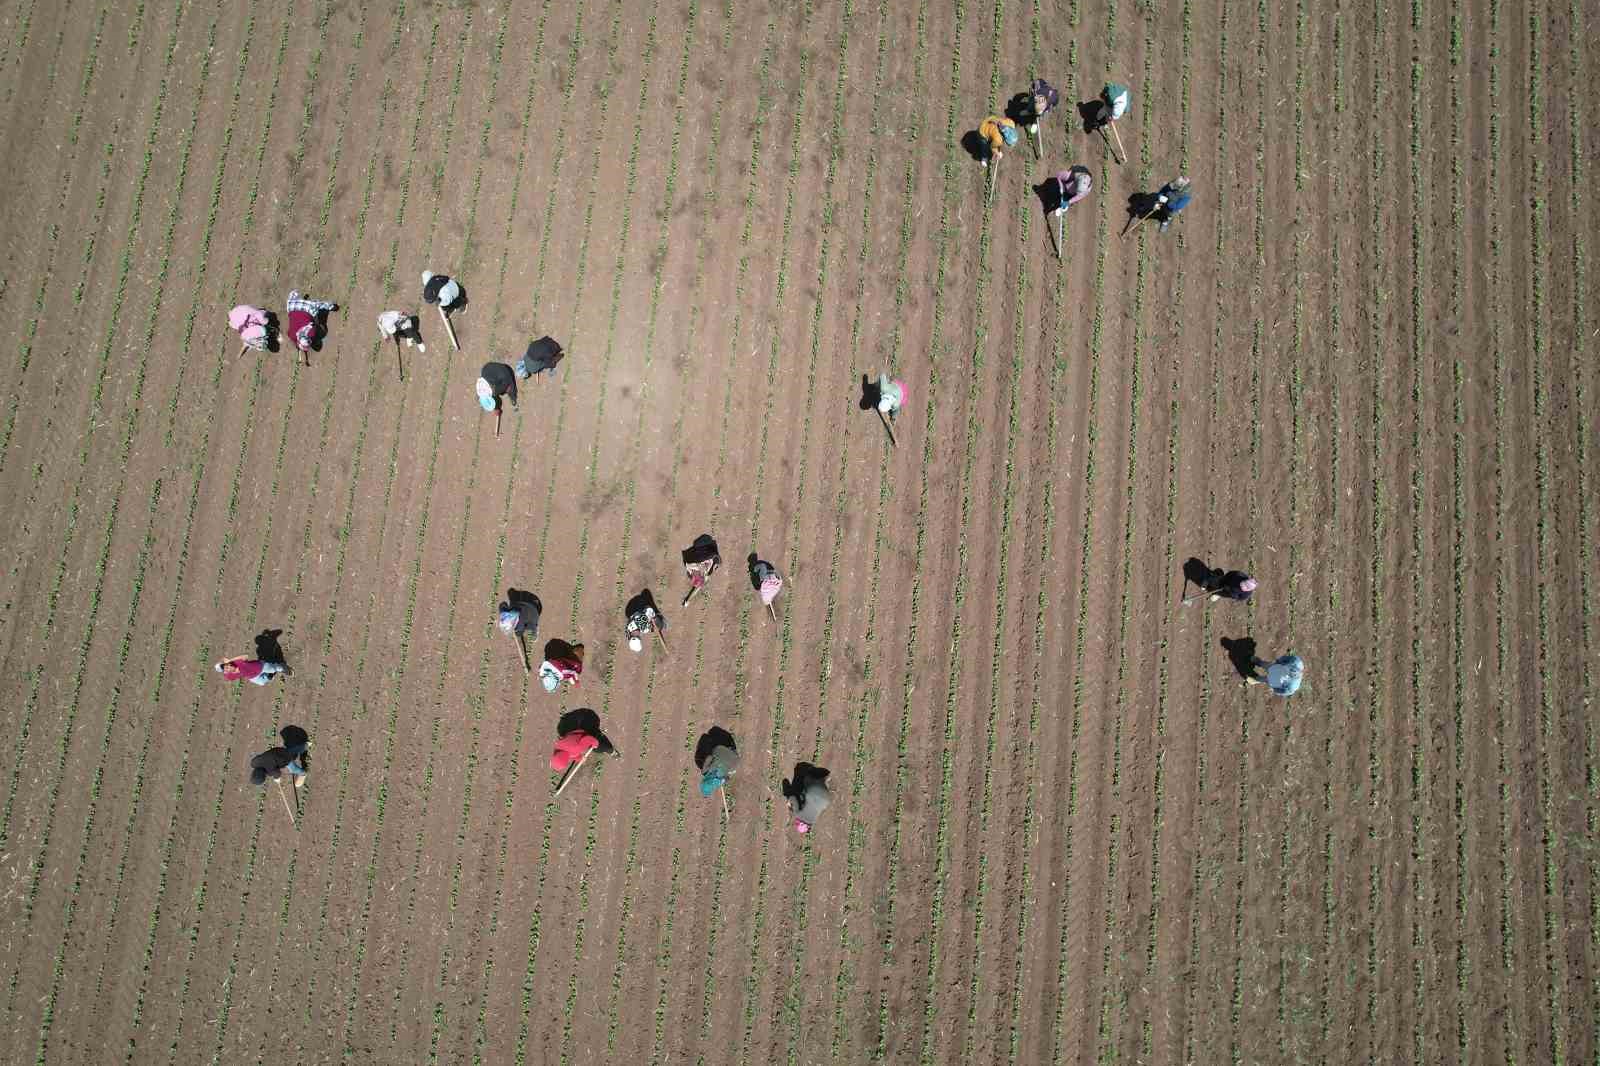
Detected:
left=0, top=0, right=1595, bottom=1063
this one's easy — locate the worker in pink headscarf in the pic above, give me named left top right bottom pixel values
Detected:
left=229, top=304, right=271, bottom=353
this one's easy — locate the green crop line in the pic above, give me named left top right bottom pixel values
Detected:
left=527, top=0, right=622, bottom=588
left=0, top=0, right=188, bottom=864
left=1483, top=0, right=1519, bottom=1057
left=1524, top=2, right=1568, bottom=1060
left=109, top=1, right=294, bottom=1051
left=2, top=0, right=197, bottom=991
left=823, top=3, right=901, bottom=1059
left=360, top=11, right=482, bottom=1054
left=0, top=3, right=108, bottom=471
left=1176, top=0, right=1230, bottom=1056
left=183, top=0, right=351, bottom=1050
left=32, top=0, right=249, bottom=1053
left=1563, top=3, right=1596, bottom=1056
left=235, top=3, right=380, bottom=1054
left=0, top=0, right=40, bottom=104
left=281, top=4, right=418, bottom=1045
left=1048, top=75, right=1111, bottom=1066
left=320, top=11, right=456, bottom=1058
left=573, top=0, right=697, bottom=1049
left=1443, top=0, right=1471, bottom=1054
left=911, top=1, right=1003, bottom=1060
left=427, top=5, right=550, bottom=1061
left=1135, top=0, right=1192, bottom=1057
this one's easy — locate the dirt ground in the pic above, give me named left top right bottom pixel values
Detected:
left=0, top=0, right=1595, bottom=1062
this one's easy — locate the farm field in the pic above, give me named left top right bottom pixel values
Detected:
left=0, top=0, right=1595, bottom=1062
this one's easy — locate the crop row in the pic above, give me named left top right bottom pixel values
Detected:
left=1565, top=3, right=1597, bottom=1056
left=245, top=0, right=380, bottom=1030
left=384, top=11, right=481, bottom=1056
left=1048, top=45, right=1109, bottom=1065
left=32, top=1, right=245, bottom=1056
left=173, top=1, right=352, bottom=1057
left=312, top=6, right=461, bottom=1056
left=282, top=2, right=419, bottom=1048
left=734, top=6, right=829, bottom=1058
left=905, top=0, right=983, bottom=1059
left=824, top=1, right=909, bottom=1059
left=4, top=0, right=193, bottom=1022
left=108, top=3, right=294, bottom=1055
left=443, top=3, right=557, bottom=1062
left=0, top=3, right=110, bottom=473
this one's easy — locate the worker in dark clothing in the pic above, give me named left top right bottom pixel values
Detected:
left=695, top=729, right=740, bottom=800
left=249, top=725, right=310, bottom=787
left=516, top=336, right=565, bottom=381
left=477, top=361, right=517, bottom=411
left=782, top=762, right=832, bottom=834
left=624, top=589, right=667, bottom=653
left=681, top=533, right=721, bottom=604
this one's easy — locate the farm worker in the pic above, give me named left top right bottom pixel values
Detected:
left=1154, top=176, right=1192, bottom=232
left=538, top=642, right=585, bottom=693
left=497, top=590, right=541, bottom=639
left=876, top=374, right=906, bottom=420
left=477, top=361, right=518, bottom=412
left=1089, top=82, right=1131, bottom=129
left=378, top=310, right=425, bottom=352
left=748, top=553, right=783, bottom=604
left=421, top=270, right=462, bottom=309
left=1026, top=77, right=1060, bottom=132
left=285, top=290, right=337, bottom=352
left=1246, top=653, right=1304, bottom=696
left=516, top=335, right=564, bottom=380
left=681, top=534, right=722, bottom=599
left=214, top=655, right=289, bottom=686
left=698, top=740, right=741, bottom=798
left=1194, top=568, right=1256, bottom=603
left=249, top=726, right=310, bottom=787
left=782, top=762, right=832, bottom=834
left=549, top=729, right=599, bottom=771
left=977, top=115, right=1019, bottom=165
left=229, top=304, right=271, bottom=351
left=625, top=603, right=665, bottom=652
left=1054, top=166, right=1092, bottom=214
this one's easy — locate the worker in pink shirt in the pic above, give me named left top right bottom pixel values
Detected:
left=229, top=304, right=271, bottom=352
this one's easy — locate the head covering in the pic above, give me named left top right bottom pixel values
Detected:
left=1239, top=577, right=1258, bottom=592
left=794, top=819, right=810, bottom=834
left=1103, top=83, right=1131, bottom=119
left=628, top=635, right=643, bottom=652
left=294, top=325, right=314, bottom=351
left=240, top=323, right=268, bottom=347
left=421, top=270, right=434, bottom=285
left=229, top=304, right=265, bottom=331
left=1266, top=655, right=1304, bottom=696
left=759, top=574, right=783, bottom=605
left=476, top=377, right=495, bottom=410
left=699, top=768, right=727, bottom=797
left=498, top=609, right=520, bottom=633
left=1000, top=123, right=1019, bottom=146
left=541, top=672, right=559, bottom=692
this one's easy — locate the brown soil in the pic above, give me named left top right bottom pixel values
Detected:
left=0, top=0, right=1594, bottom=1063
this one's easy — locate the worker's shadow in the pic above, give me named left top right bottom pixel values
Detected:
left=959, top=129, right=990, bottom=164
left=1220, top=636, right=1264, bottom=682
left=1004, top=92, right=1040, bottom=128
left=858, top=374, right=882, bottom=411
left=1181, top=557, right=1217, bottom=599
left=542, top=637, right=581, bottom=662
left=1032, top=179, right=1068, bottom=217
left=693, top=726, right=736, bottom=770
left=1076, top=99, right=1111, bottom=133
left=254, top=628, right=288, bottom=668
left=623, top=589, right=660, bottom=619
left=557, top=708, right=616, bottom=754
